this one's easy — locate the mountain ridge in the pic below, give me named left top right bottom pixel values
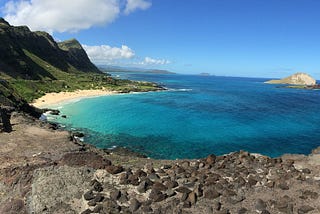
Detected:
left=0, top=18, right=100, bottom=80
left=0, top=18, right=163, bottom=108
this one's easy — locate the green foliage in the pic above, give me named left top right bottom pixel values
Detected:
left=3, top=49, right=161, bottom=102
left=9, top=74, right=161, bottom=102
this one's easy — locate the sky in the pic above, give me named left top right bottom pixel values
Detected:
left=1, top=0, right=320, bottom=78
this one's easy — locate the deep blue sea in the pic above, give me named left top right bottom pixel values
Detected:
left=51, top=73, right=320, bottom=159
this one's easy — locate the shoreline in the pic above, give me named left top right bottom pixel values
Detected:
left=30, top=89, right=119, bottom=108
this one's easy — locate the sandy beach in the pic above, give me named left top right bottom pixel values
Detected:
left=31, top=89, right=117, bottom=108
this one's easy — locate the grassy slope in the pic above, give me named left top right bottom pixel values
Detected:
left=3, top=50, right=161, bottom=103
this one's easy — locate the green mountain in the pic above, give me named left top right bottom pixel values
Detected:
left=0, top=18, right=162, bottom=112
left=0, top=18, right=100, bottom=80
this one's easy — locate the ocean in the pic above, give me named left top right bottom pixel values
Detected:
left=51, top=73, right=320, bottom=159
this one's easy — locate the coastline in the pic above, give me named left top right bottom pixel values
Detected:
left=30, top=89, right=118, bottom=108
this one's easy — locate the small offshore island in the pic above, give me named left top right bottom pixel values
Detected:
left=265, top=72, right=320, bottom=89
left=1, top=19, right=320, bottom=213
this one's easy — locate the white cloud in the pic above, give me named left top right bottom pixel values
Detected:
left=2, top=0, right=152, bottom=33
left=82, top=44, right=170, bottom=67
left=139, top=57, right=171, bottom=65
left=82, top=44, right=135, bottom=63
left=124, top=0, right=151, bottom=15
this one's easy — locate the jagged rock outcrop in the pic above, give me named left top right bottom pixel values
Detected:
left=265, top=72, right=316, bottom=85
left=0, top=18, right=100, bottom=80
left=58, top=39, right=98, bottom=72
left=0, top=106, right=12, bottom=132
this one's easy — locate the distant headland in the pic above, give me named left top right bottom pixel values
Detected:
left=99, top=65, right=175, bottom=74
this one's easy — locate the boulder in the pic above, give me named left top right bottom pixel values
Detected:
left=106, top=165, right=124, bottom=174
left=129, top=198, right=141, bottom=212
left=60, top=152, right=111, bottom=169
left=0, top=106, right=12, bottom=132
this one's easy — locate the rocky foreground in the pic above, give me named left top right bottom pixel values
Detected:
left=1, top=113, right=320, bottom=214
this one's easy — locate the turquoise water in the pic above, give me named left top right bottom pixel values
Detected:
left=52, top=73, right=320, bottom=159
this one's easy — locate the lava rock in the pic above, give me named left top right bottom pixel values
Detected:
left=300, top=190, right=319, bottom=199
left=176, top=186, right=192, bottom=194
left=235, top=176, right=246, bottom=188
left=81, top=209, right=92, bottom=214
left=134, top=169, right=147, bottom=177
left=94, top=193, right=104, bottom=202
left=162, top=164, right=172, bottom=169
left=110, top=190, right=121, bottom=200
left=84, top=190, right=95, bottom=201
left=247, top=176, right=257, bottom=186
left=141, top=205, right=153, bottom=212
left=228, top=195, right=245, bottom=204
left=87, top=200, right=96, bottom=207
left=130, top=198, right=141, bottom=212
left=118, top=191, right=128, bottom=203
left=193, top=184, right=203, bottom=197
left=187, top=192, right=197, bottom=205
left=181, top=192, right=188, bottom=202
left=206, top=154, right=216, bottom=165
left=166, top=189, right=176, bottom=197
left=265, top=181, right=275, bottom=188
left=149, top=190, right=167, bottom=202
left=127, top=174, right=139, bottom=186
left=212, top=201, right=222, bottom=211
left=48, top=109, right=60, bottom=115
left=106, top=165, right=124, bottom=174
left=181, top=161, right=190, bottom=168
left=255, top=199, right=267, bottom=211
left=301, top=168, right=311, bottom=174
left=148, top=173, right=160, bottom=181
left=93, top=181, right=103, bottom=192
left=153, top=182, right=167, bottom=191
left=277, top=181, right=289, bottom=190
left=60, top=152, right=111, bottom=169
left=275, top=198, right=293, bottom=213
left=145, top=163, right=155, bottom=174
left=92, top=205, right=103, bottom=213
left=238, top=207, right=248, bottom=214
left=298, top=205, right=314, bottom=214
left=204, top=188, right=220, bottom=199
left=164, top=180, right=178, bottom=189
left=101, top=199, right=121, bottom=213
left=183, top=201, right=191, bottom=208
left=137, top=181, right=147, bottom=193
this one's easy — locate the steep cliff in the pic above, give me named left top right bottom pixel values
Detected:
left=0, top=18, right=100, bottom=80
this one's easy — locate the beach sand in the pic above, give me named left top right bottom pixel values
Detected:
left=31, top=89, right=117, bottom=108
